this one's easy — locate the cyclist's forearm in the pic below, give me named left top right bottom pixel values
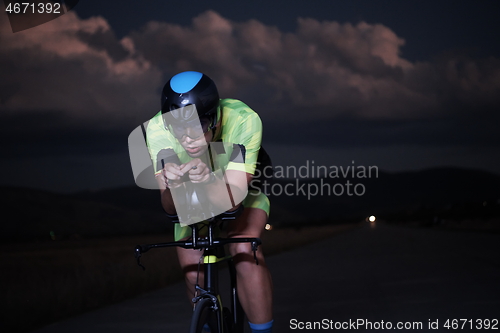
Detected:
left=160, top=189, right=177, bottom=215
left=156, top=175, right=177, bottom=215
left=204, top=183, right=244, bottom=211
left=159, top=169, right=248, bottom=213
left=203, top=170, right=247, bottom=211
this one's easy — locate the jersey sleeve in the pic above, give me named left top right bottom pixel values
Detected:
left=145, top=111, right=179, bottom=176
left=225, top=110, right=263, bottom=175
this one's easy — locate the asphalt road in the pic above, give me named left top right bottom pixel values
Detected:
left=32, top=223, right=500, bottom=332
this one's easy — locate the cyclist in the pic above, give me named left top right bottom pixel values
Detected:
left=145, top=71, right=274, bottom=333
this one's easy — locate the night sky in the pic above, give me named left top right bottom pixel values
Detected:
left=1, top=0, right=499, bottom=193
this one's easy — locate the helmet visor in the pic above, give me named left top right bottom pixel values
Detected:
left=163, top=105, right=213, bottom=139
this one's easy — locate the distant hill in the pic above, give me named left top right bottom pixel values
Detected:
left=63, top=166, right=500, bottom=226
left=269, top=167, right=500, bottom=225
left=0, top=186, right=170, bottom=241
left=1, top=167, right=499, bottom=240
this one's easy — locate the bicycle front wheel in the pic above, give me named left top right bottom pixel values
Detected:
left=189, top=298, right=221, bottom=333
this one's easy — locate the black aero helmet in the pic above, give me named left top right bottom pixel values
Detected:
left=161, top=71, right=219, bottom=133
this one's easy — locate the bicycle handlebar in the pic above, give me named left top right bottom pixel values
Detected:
left=136, top=236, right=261, bottom=253
left=134, top=222, right=262, bottom=270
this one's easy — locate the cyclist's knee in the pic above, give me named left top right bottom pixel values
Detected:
left=183, top=268, right=200, bottom=286
left=177, top=247, right=203, bottom=286
left=229, top=242, right=265, bottom=268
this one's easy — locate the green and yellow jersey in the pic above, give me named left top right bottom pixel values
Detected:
left=146, top=98, right=263, bottom=177
left=145, top=98, right=270, bottom=240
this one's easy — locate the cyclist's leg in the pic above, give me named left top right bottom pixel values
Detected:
left=175, top=223, right=206, bottom=304
left=177, top=246, right=204, bottom=305
left=226, top=196, right=273, bottom=327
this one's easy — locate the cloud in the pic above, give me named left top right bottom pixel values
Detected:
left=1, top=10, right=499, bottom=162
left=129, top=10, right=500, bottom=123
left=3, top=9, right=499, bottom=127
left=0, top=11, right=162, bottom=134
left=0, top=9, right=499, bottom=192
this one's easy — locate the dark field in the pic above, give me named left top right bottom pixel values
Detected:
left=1, top=224, right=355, bottom=333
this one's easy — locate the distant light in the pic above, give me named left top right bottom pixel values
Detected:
left=368, top=215, right=376, bottom=222
left=265, top=224, right=273, bottom=231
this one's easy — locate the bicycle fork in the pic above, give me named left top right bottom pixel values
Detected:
left=192, top=249, right=225, bottom=331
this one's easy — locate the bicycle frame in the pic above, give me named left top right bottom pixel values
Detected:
left=134, top=219, right=261, bottom=333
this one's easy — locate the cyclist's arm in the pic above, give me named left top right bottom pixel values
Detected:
left=222, top=170, right=253, bottom=211
left=205, top=109, right=261, bottom=210
left=156, top=158, right=185, bottom=216
left=174, top=159, right=247, bottom=212
left=145, top=113, right=183, bottom=216
left=203, top=168, right=250, bottom=212
left=156, top=173, right=177, bottom=215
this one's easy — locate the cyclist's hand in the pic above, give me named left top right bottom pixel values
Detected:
left=162, top=163, right=184, bottom=188
left=180, top=159, right=211, bottom=184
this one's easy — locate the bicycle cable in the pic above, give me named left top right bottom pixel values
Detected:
left=193, top=253, right=204, bottom=302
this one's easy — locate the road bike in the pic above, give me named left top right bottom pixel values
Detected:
left=134, top=215, right=261, bottom=333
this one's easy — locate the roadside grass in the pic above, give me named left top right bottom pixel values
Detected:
left=1, top=223, right=357, bottom=333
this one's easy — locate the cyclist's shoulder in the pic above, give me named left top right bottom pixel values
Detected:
left=220, top=98, right=261, bottom=130
left=144, top=110, right=177, bottom=148
left=220, top=98, right=258, bottom=117
left=145, top=110, right=163, bottom=132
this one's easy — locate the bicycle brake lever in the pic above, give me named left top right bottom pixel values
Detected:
left=251, top=242, right=259, bottom=265
left=134, top=245, right=146, bottom=271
